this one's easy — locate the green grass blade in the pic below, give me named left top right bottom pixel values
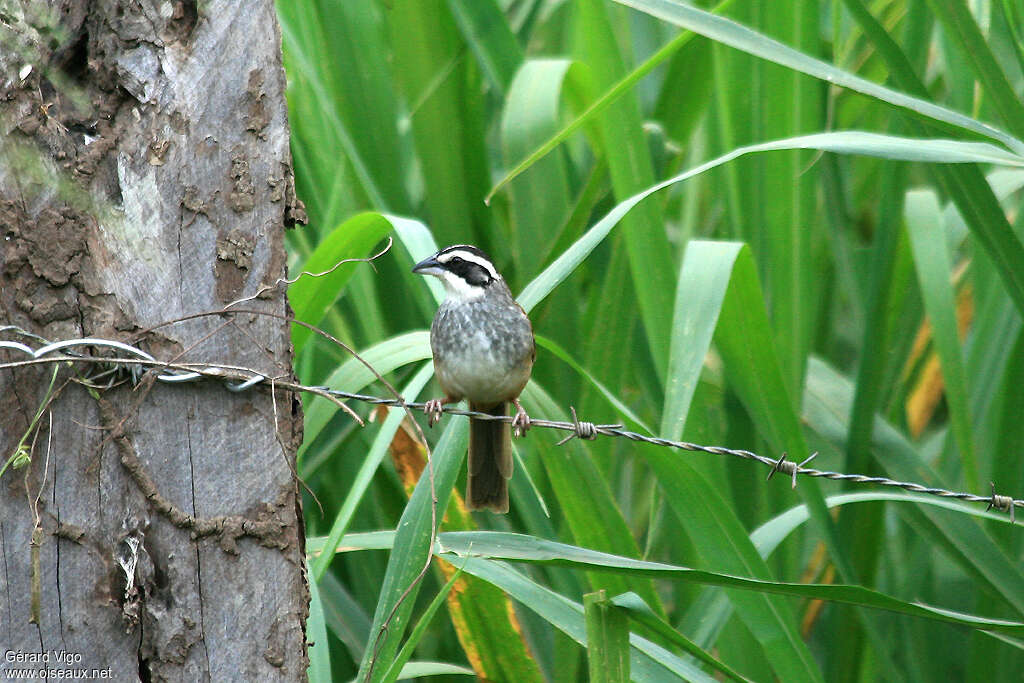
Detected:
left=998, top=0, right=1024, bottom=73
left=661, top=240, right=876, bottom=678
left=661, top=240, right=740, bottom=438
left=652, top=27, right=716, bottom=145
left=438, top=557, right=720, bottom=682
left=736, top=1, right=821, bottom=397
left=841, top=0, right=1024, bottom=321
left=518, top=131, right=1024, bottom=315
left=436, top=533, right=1024, bottom=634
left=289, top=212, right=395, bottom=353
left=310, top=364, right=434, bottom=581
left=355, top=419, right=469, bottom=682
left=691, top=488, right=1020, bottom=657
left=584, top=590, right=630, bottom=683
left=904, top=189, right=978, bottom=490
left=501, top=59, right=576, bottom=279
left=535, top=334, right=654, bottom=435
left=576, top=237, right=640, bottom=443
left=612, top=0, right=1024, bottom=154
left=382, top=566, right=464, bottom=683
left=750, top=492, right=1016, bottom=559
left=387, top=0, right=492, bottom=249
left=317, top=571, right=370, bottom=662
left=805, top=358, right=1024, bottom=615
left=336, top=530, right=1024, bottom=635
left=926, top=0, right=1024, bottom=139
left=298, top=1, right=409, bottom=212
left=635, top=445, right=821, bottom=681
left=487, top=0, right=735, bottom=201
left=299, top=331, right=432, bottom=465
left=573, top=0, right=675, bottom=377
left=306, top=575, right=332, bottom=683
left=279, top=12, right=387, bottom=210
left=389, top=215, right=445, bottom=309
left=391, top=662, right=475, bottom=678
left=446, top=0, right=522, bottom=94
left=610, top=592, right=754, bottom=683
left=521, top=382, right=666, bottom=617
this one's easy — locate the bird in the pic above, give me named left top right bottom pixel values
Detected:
left=412, top=244, right=535, bottom=513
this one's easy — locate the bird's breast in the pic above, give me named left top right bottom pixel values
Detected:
left=430, top=298, right=534, bottom=405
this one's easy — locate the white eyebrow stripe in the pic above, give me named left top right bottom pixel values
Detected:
left=438, top=249, right=499, bottom=280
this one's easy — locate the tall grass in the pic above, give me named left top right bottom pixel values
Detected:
left=277, top=1, right=1024, bottom=681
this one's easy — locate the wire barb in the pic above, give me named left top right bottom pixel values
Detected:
left=987, top=482, right=1016, bottom=524
left=555, top=406, right=599, bottom=446
left=767, top=451, right=820, bottom=490
left=766, top=451, right=794, bottom=483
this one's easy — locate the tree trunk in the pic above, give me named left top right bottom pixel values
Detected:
left=0, top=1, right=308, bottom=680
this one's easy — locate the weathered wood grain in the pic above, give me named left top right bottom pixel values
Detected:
left=0, top=1, right=307, bottom=679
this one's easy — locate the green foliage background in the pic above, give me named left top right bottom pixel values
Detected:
left=277, top=1, right=1024, bottom=681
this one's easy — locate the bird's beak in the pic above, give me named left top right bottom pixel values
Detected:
left=412, top=254, right=444, bottom=276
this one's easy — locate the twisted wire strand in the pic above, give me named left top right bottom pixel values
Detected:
left=1, top=331, right=1020, bottom=519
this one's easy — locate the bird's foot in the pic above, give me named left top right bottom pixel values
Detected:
left=424, top=398, right=448, bottom=427
left=511, top=399, right=531, bottom=438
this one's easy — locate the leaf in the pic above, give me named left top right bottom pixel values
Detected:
left=386, top=0, right=493, bottom=249
left=661, top=241, right=740, bottom=439
left=460, top=559, right=718, bottom=682
left=501, top=59, right=576, bottom=278
left=654, top=241, right=821, bottom=682
left=573, top=0, right=674, bottom=377
left=487, top=0, right=741, bottom=199
left=750, top=492, right=1016, bottom=559
left=612, top=0, right=1024, bottom=154
left=926, top=0, right=1024, bottom=140
left=584, top=590, right=630, bottom=683
left=309, top=364, right=434, bottom=580
left=535, top=334, right=653, bottom=435
left=306, top=575, right=332, bottom=683
left=804, top=358, right=1024, bottom=616
left=289, top=212, right=395, bottom=353
left=279, top=7, right=388, bottom=213
left=610, top=593, right=754, bottom=683
left=904, top=189, right=977, bottom=490
left=317, top=571, right=370, bottom=662
left=355, top=419, right=469, bottom=682
left=446, top=0, right=522, bottom=95
left=517, top=131, right=1024, bottom=315
left=335, top=530, right=1024, bottom=635
left=383, top=566, right=464, bottom=683
left=436, top=533, right=1024, bottom=634
left=520, top=382, right=666, bottom=617
left=299, top=331, right=432, bottom=466
left=838, top=0, right=1024, bottom=324
left=393, top=662, right=475, bottom=679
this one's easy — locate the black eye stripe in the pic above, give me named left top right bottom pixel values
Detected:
left=445, top=259, right=491, bottom=286
left=435, top=245, right=501, bottom=284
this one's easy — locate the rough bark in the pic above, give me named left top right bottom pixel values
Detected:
left=0, top=1, right=308, bottom=680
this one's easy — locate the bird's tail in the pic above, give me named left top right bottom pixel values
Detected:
left=467, top=402, right=512, bottom=513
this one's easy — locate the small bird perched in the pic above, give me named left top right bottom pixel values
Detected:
left=412, top=245, right=534, bottom=513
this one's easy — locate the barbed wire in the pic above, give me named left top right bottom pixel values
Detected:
left=0, top=329, right=1019, bottom=522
